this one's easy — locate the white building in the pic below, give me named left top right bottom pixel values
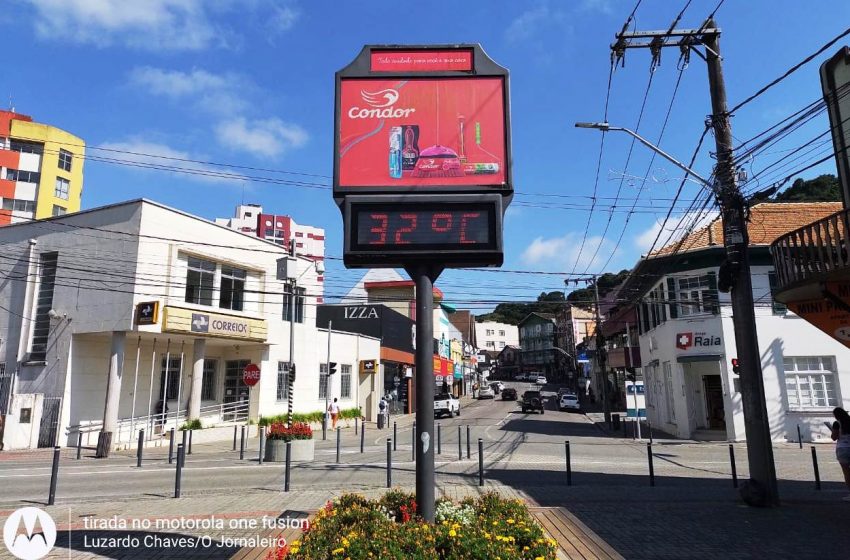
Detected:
left=622, top=202, right=850, bottom=442
left=0, top=199, right=380, bottom=451
left=475, top=321, right=518, bottom=353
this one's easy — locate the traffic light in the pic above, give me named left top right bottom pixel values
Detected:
left=329, top=362, right=338, bottom=375
left=731, top=358, right=740, bottom=374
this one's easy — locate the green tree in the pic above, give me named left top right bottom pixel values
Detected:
left=772, top=174, right=841, bottom=202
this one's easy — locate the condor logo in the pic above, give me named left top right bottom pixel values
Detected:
left=3, top=507, right=56, bottom=560
left=676, top=332, right=721, bottom=350
left=347, top=88, right=416, bottom=120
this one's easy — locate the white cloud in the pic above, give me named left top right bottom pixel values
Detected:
left=505, top=3, right=550, bottom=43
left=521, top=233, right=616, bottom=272
left=634, top=211, right=720, bottom=253
left=98, top=139, right=246, bottom=184
left=129, top=67, right=248, bottom=113
left=215, top=117, right=308, bottom=158
left=21, top=0, right=299, bottom=51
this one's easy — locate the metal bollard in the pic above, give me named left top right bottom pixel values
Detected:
left=647, top=442, right=655, bottom=487
left=458, top=426, right=462, bottom=460
left=729, top=444, right=738, bottom=488
left=360, top=423, right=365, bottom=453
left=137, top=429, right=145, bottom=468
left=188, top=430, right=193, bottom=455
left=393, top=422, right=397, bottom=451
left=48, top=447, right=60, bottom=506
left=240, top=426, right=246, bottom=460
left=284, top=441, right=292, bottom=492
left=437, top=423, right=441, bottom=455
left=174, top=444, right=184, bottom=498
left=565, top=441, right=572, bottom=486
left=336, top=427, right=341, bottom=464
left=76, top=432, right=83, bottom=460
left=181, top=429, right=188, bottom=452
left=412, top=421, right=416, bottom=461
left=478, top=438, right=484, bottom=487
left=233, top=425, right=238, bottom=451
left=467, top=425, right=471, bottom=459
left=259, top=429, right=265, bottom=466
left=386, top=438, right=392, bottom=488
left=797, top=425, right=803, bottom=449
left=811, top=446, right=821, bottom=490
left=355, top=417, right=359, bottom=435
left=648, top=417, right=653, bottom=445
left=168, top=428, right=175, bottom=464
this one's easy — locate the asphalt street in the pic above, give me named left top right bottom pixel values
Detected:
left=0, top=381, right=846, bottom=507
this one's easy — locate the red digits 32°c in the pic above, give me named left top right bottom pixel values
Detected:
left=431, top=213, right=453, bottom=232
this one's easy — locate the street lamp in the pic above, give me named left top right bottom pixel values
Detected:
left=574, top=122, right=714, bottom=190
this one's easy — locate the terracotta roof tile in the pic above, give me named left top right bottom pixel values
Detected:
left=650, top=202, right=843, bottom=257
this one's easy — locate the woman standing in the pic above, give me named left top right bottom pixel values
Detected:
left=830, top=407, right=850, bottom=501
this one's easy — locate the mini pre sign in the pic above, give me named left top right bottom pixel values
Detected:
left=243, top=363, right=261, bottom=387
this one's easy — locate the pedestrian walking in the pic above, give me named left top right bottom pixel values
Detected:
left=829, top=406, right=850, bottom=501
left=328, top=398, right=341, bottom=430
left=378, top=396, right=388, bottom=429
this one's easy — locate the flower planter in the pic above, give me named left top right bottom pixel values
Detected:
left=265, top=438, right=314, bottom=462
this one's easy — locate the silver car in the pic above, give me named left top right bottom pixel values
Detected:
left=478, top=385, right=496, bottom=399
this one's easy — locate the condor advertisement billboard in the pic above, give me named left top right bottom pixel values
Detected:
left=334, top=44, right=512, bottom=198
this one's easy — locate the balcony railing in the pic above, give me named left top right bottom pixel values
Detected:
left=770, top=208, right=850, bottom=291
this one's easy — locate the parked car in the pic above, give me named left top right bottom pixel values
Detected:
left=478, top=385, right=496, bottom=399
left=501, top=387, right=518, bottom=401
left=515, top=373, right=528, bottom=382
left=520, top=390, right=545, bottom=414
left=535, top=376, right=548, bottom=386
left=434, top=393, right=460, bottom=417
left=526, top=373, right=539, bottom=383
left=557, top=388, right=575, bottom=398
left=559, top=393, right=581, bottom=412
left=490, top=381, right=504, bottom=394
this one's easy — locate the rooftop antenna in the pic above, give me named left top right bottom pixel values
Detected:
left=8, top=93, right=14, bottom=113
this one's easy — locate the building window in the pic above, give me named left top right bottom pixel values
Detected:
left=54, top=177, right=70, bottom=200
left=341, top=364, right=352, bottom=399
left=499, top=330, right=505, bottom=336
left=486, top=341, right=495, bottom=349
left=783, top=356, right=839, bottom=410
left=677, top=276, right=711, bottom=317
left=9, top=140, right=42, bottom=154
left=486, top=329, right=494, bottom=336
left=185, top=256, right=215, bottom=306
left=29, top=252, right=58, bottom=361
left=202, top=359, right=217, bottom=400
left=277, top=362, right=290, bottom=401
left=282, top=283, right=306, bottom=323
left=2, top=199, right=36, bottom=213
left=5, top=169, right=40, bottom=183
left=58, top=149, right=73, bottom=172
left=499, top=341, right=506, bottom=348
left=768, top=271, right=787, bottom=316
left=52, top=205, right=66, bottom=216
left=319, top=363, right=328, bottom=399
left=663, top=361, right=676, bottom=422
left=161, top=356, right=182, bottom=400
left=219, top=265, right=246, bottom=311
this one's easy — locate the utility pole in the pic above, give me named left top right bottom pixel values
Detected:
left=286, top=239, right=298, bottom=428
left=593, top=276, right=610, bottom=427
left=609, top=17, right=779, bottom=506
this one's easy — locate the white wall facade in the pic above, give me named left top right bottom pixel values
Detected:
left=475, top=321, right=519, bottom=353
left=0, top=199, right=379, bottom=449
left=639, top=263, right=850, bottom=442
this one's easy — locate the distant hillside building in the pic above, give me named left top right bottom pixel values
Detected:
left=215, top=204, right=325, bottom=262
left=475, top=321, right=518, bottom=353
left=0, top=110, right=85, bottom=225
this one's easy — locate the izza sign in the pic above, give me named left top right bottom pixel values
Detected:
left=243, top=363, right=261, bottom=387
left=675, top=332, right=722, bottom=350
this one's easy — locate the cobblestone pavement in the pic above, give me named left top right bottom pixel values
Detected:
left=2, top=388, right=848, bottom=559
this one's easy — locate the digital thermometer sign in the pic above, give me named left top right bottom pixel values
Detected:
left=344, top=195, right=502, bottom=267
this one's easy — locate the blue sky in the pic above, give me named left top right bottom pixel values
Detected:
left=4, top=0, right=850, bottom=310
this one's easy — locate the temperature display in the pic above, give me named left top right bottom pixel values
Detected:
left=352, top=203, right=496, bottom=250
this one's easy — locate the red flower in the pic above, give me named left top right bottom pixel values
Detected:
left=267, top=421, right=313, bottom=441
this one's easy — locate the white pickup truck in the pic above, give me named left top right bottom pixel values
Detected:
left=434, top=393, right=460, bottom=418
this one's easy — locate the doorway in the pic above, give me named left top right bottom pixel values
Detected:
left=223, top=360, right=249, bottom=421
left=702, top=375, right=725, bottom=429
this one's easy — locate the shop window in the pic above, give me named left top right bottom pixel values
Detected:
left=202, top=359, right=217, bottom=400
left=319, top=363, right=328, bottom=399
left=341, top=364, right=352, bottom=399
left=160, top=356, right=182, bottom=400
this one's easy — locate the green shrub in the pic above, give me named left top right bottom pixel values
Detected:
left=258, top=407, right=362, bottom=427
left=179, top=419, right=202, bottom=430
